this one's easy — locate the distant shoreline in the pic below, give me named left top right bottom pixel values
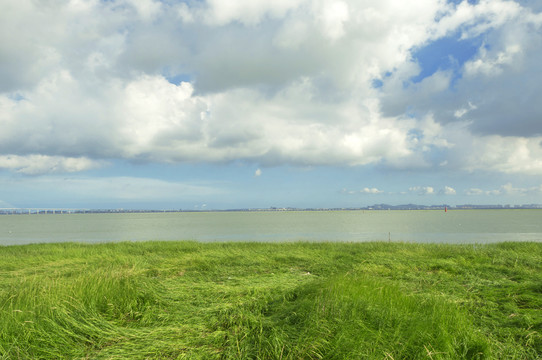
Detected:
left=1, top=204, right=542, bottom=215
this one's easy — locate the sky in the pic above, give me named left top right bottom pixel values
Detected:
left=1, top=0, right=542, bottom=210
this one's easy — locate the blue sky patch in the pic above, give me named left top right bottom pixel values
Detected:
left=8, top=93, right=25, bottom=101
left=372, top=78, right=383, bottom=89
left=410, top=34, right=483, bottom=84
left=165, top=73, right=193, bottom=85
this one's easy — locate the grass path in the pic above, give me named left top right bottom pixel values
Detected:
left=0, top=241, right=541, bottom=359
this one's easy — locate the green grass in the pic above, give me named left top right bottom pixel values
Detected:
left=0, top=241, right=540, bottom=359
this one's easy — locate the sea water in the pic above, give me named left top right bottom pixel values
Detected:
left=1, top=210, right=541, bottom=245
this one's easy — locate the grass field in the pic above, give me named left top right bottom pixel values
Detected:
left=0, top=241, right=541, bottom=359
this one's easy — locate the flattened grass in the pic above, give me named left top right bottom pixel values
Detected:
left=0, top=241, right=540, bottom=359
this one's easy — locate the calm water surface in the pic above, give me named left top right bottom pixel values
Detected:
left=1, top=210, right=541, bottom=245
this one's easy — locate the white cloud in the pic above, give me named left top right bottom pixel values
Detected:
left=118, top=76, right=207, bottom=158
left=454, top=102, right=477, bottom=119
left=1, top=0, right=445, bottom=171
left=360, top=187, right=383, bottom=194
left=465, top=188, right=485, bottom=196
left=1, top=72, right=425, bottom=167
left=431, top=0, right=523, bottom=40
left=201, top=0, right=306, bottom=26
left=409, top=186, right=435, bottom=195
left=440, top=186, right=456, bottom=195
left=458, top=135, right=542, bottom=175
left=254, top=168, right=262, bottom=177
left=346, top=185, right=455, bottom=197
left=0, top=0, right=540, bottom=179
left=383, top=0, right=542, bottom=138
left=317, top=0, right=350, bottom=41
left=341, top=187, right=384, bottom=195
left=464, top=45, right=522, bottom=77
left=126, top=0, right=162, bottom=22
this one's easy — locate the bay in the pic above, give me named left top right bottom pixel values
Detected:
left=1, top=210, right=541, bottom=246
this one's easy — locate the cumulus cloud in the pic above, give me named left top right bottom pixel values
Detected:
left=446, top=133, right=542, bottom=175
left=381, top=0, right=542, bottom=137
left=465, top=188, right=485, bottom=196
left=201, top=0, right=306, bottom=26
left=440, top=186, right=457, bottom=195
left=454, top=102, right=477, bottom=119
left=409, top=186, right=435, bottom=196
left=344, top=185, right=456, bottom=196
left=360, top=187, right=384, bottom=194
left=0, top=0, right=540, bottom=178
left=254, top=168, right=262, bottom=177
left=0, top=73, right=425, bottom=167
left=342, top=187, right=384, bottom=195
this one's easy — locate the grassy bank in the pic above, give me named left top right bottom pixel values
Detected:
left=0, top=241, right=540, bottom=359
